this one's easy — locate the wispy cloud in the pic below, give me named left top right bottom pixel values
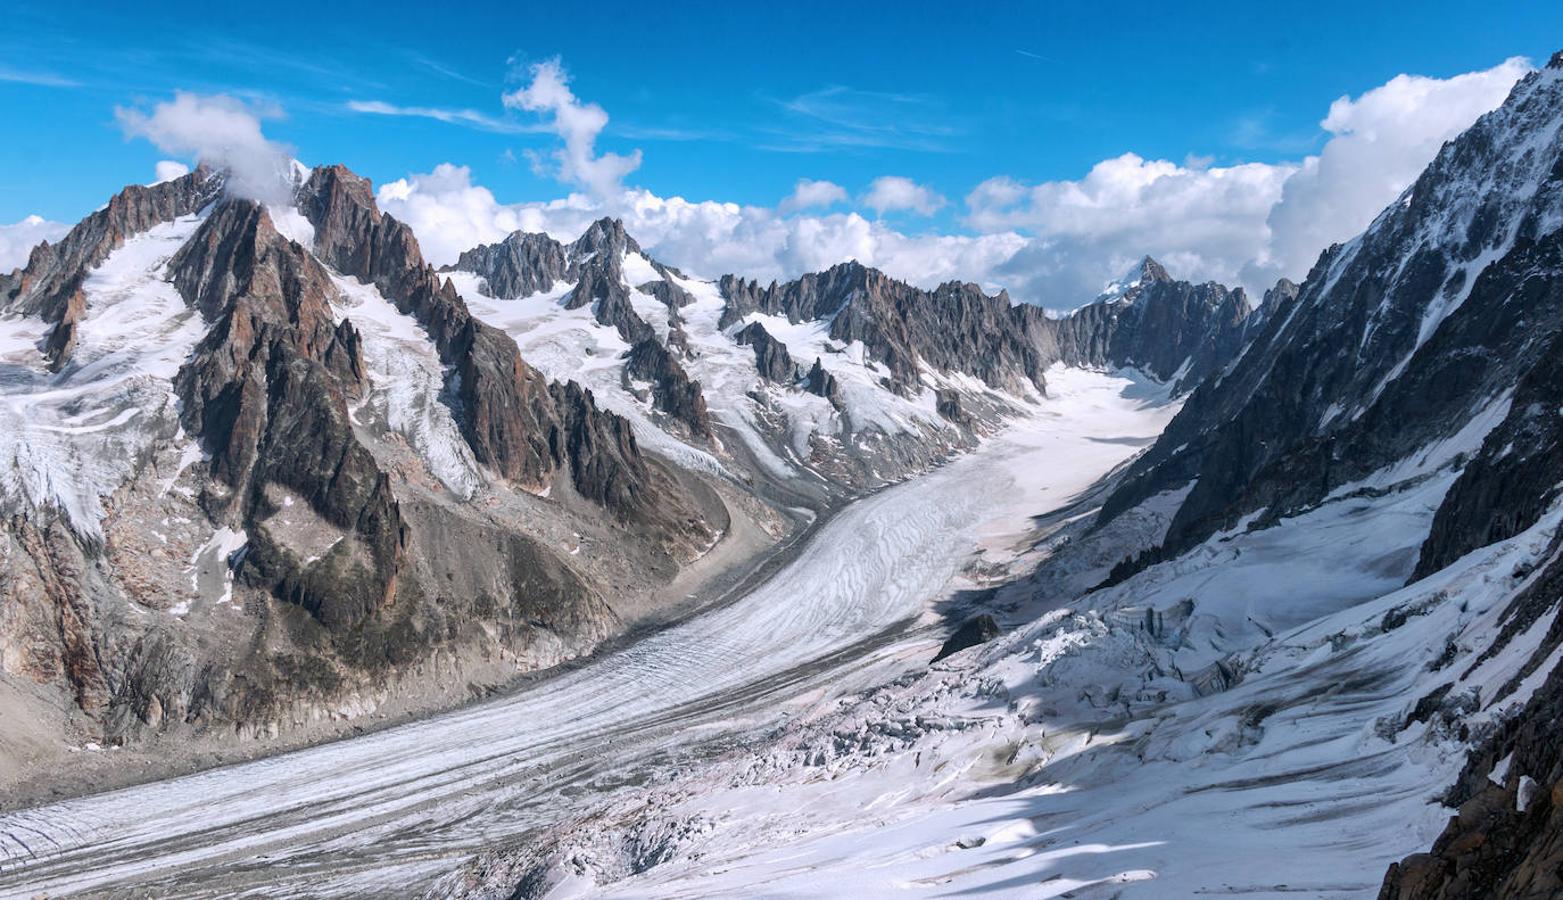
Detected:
left=1014, top=49, right=1059, bottom=64
left=0, top=65, right=81, bottom=88
left=346, top=99, right=544, bottom=134
left=763, top=85, right=962, bottom=153
left=614, top=122, right=733, bottom=142
left=407, top=53, right=491, bottom=88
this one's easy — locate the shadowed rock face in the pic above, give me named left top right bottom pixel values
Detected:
left=1099, top=58, right=1563, bottom=577
left=1, top=167, right=222, bottom=369
left=297, top=168, right=683, bottom=525
left=931, top=614, right=1000, bottom=663
left=804, top=357, right=845, bottom=410
left=171, top=198, right=404, bottom=633
left=624, top=338, right=713, bottom=439
left=1014, top=255, right=1262, bottom=396
left=449, top=232, right=569, bottom=300
left=718, top=262, right=1050, bottom=397
left=1380, top=653, right=1563, bottom=899
left=734, top=321, right=800, bottom=384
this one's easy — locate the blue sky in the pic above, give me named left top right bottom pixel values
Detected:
left=3, top=0, right=1557, bottom=223
left=1, top=1, right=1558, bottom=304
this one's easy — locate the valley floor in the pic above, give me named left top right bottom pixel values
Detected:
left=0, top=368, right=1177, bottom=899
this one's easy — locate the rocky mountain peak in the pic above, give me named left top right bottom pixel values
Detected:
left=1137, top=255, right=1172, bottom=284
left=1093, top=254, right=1172, bottom=305
left=448, top=230, right=569, bottom=300
left=569, top=216, right=641, bottom=261
left=1, top=165, right=223, bottom=369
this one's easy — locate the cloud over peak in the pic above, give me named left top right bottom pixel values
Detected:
left=115, top=92, right=294, bottom=203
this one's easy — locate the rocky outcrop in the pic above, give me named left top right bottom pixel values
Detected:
left=1022, top=256, right=1257, bottom=392
left=804, top=358, right=845, bottom=410
left=1, top=167, right=222, bottom=368
left=733, top=322, right=800, bottom=384
left=935, top=388, right=967, bottom=424
left=719, top=262, right=1049, bottom=396
left=1097, top=58, right=1563, bottom=572
left=624, top=338, right=713, bottom=439
left=637, top=278, right=695, bottom=310
left=171, top=198, right=404, bottom=632
left=1380, top=660, right=1563, bottom=899
left=297, top=169, right=681, bottom=524
left=449, top=232, right=569, bottom=299
left=931, top=614, right=1000, bottom=663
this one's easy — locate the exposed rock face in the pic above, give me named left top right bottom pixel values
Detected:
left=733, top=321, right=800, bottom=383
left=1099, top=59, right=1563, bottom=574
left=804, top=358, right=845, bottom=410
left=637, top=278, right=695, bottom=310
left=1045, top=57, right=1563, bottom=889
left=0, top=164, right=736, bottom=777
left=1023, top=256, right=1257, bottom=391
left=931, top=614, right=1000, bottom=663
left=171, top=198, right=404, bottom=632
left=718, top=262, right=1049, bottom=396
left=297, top=169, right=682, bottom=525
left=1, top=167, right=221, bottom=368
left=624, top=338, right=713, bottom=439
left=1, top=514, right=107, bottom=712
left=935, top=388, right=967, bottom=424
left=449, top=232, right=568, bottom=300
left=1380, top=660, right=1563, bottom=899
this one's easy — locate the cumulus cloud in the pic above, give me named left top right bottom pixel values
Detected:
left=502, top=59, right=641, bottom=201
left=154, top=160, right=191, bottom=183
left=378, top=163, right=1024, bottom=289
left=0, top=215, right=70, bottom=272
left=778, top=178, right=848, bottom=214
left=966, top=154, right=1297, bottom=301
left=1248, top=56, right=1533, bottom=285
left=116, top=92, right=294, bottom=203
left=380, top=55, right=1529, bottom=309
left=965, top=57, right=1531, bottom=301
left=862, top=176, right=946, bottom=216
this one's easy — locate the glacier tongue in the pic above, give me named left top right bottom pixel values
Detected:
left=0, top=212, right=207, bottom=536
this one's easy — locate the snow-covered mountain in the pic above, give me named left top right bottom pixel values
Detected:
left=0, top=157, right=1252, bottom=796
left=416, top=53, right=1563, bottom=899
left=10, top=56, right=1559, bottom=899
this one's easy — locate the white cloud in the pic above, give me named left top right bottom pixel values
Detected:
left=382, top=55, right=1530, bottom=309
left=345, top=99, right=540, bottom=134
left=378, top=164, right=1024, bottom=291
left=1249, top=55, right=1533, bottom=285
left=0, top=215, right=70, bottom=273
left=501, top=59, right=641, bottom=201
left=116, top=92, right=294, bottom=203
left=965, top=56, right=1531, bottom=302
left=862, top=176, right=946, bottom=216
left=779, top=178, right=848, bottom=214
left=154, top=160, right=191, bottom=183
left=966, top=154, right=1297, bottom=301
